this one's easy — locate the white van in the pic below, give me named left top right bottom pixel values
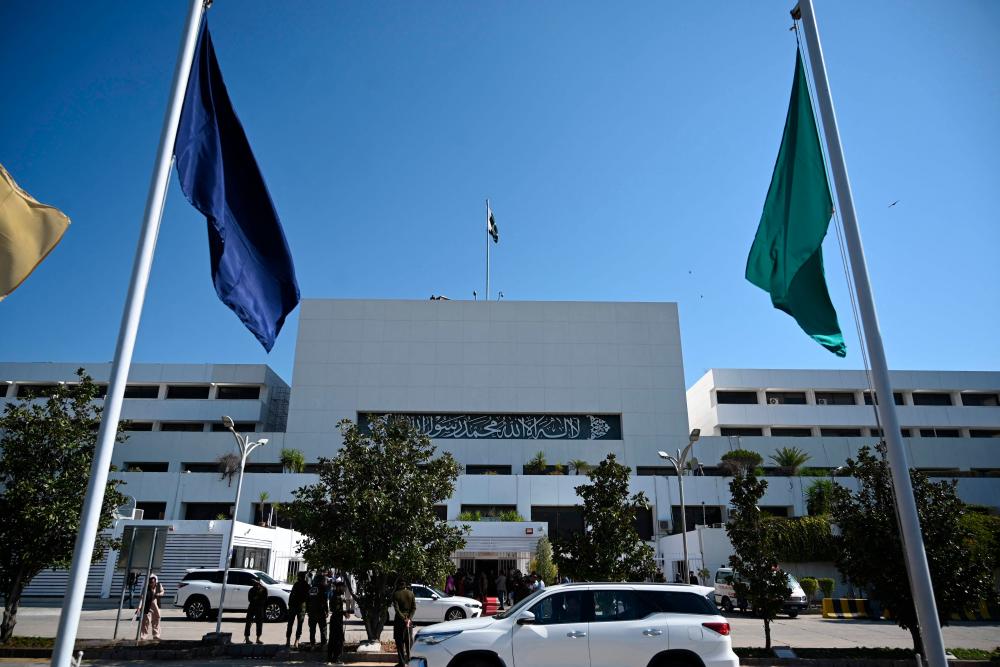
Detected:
left=713, top=567, right=807, bottom=618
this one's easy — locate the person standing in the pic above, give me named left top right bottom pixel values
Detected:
left=326, top=578, right=349, bottom=665
left=392, top=579, right=417, bottom=667
left=689, top=572, right=699, bottom=585
left=126, top=570, right=138, bottom=609
left=478, top=571, right=489, bottom=605
left=444, top=572, right=456, bottom=596
left=286, top=571, right=309, bottom=647
left=244, top=577, right=268, bottom=645
left=495, top=571, right=507, bottom=610
left=139, top=574, right=164, bottom=641
left=307, top=573, right=329, bottom=649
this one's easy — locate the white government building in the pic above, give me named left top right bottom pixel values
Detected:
left=2, top=299, right=998, bottom=597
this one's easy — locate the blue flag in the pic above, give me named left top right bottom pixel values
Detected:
left=175, top=22, right=299, bottom=352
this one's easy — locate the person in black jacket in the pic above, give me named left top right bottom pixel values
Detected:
left=306, top=574, right=329, bottom=649
left=244, top=578, right=269, bottom=645
left=286, top=571, right=310, bottom=647
left=326, top=578, right=349, bottom=665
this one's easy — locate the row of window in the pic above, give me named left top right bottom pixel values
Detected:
left=717, top=390, right=999, bottom=408
left=121, top=421, right=257, bottom=433
left=526, top=588, right=717, bottom=626
left=0, top=383, right=262, bottom=400
left=720, top=426, right=1000, bottom=438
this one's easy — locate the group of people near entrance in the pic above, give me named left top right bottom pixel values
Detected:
left=444, top=568, right=547, bottom=610
left=285, top=570, right=351, bottom=665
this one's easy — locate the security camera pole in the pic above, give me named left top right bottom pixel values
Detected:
left=214, top=415, right=268, bottom=635
left=658, top=429, right=701, bottom=583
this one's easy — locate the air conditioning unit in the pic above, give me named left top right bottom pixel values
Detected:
left=817, top=398, right=828, bottom=405
left=657, top=520, right=671, bottom=533
left=768, top=397, right=780, bottom=405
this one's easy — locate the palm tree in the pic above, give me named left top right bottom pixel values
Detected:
left=568, top=459, right=591, bottom=475
left=524, top=451, right=547, bottom=475
left=769, top=446, right=811, bottom=475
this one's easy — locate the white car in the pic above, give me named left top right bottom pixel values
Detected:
left=409, top=583, right=739, bottom=667
left=174, top=568, right=293, bottom=622
left=389, top=584, right=483, bottom=623
left=713, top=567, right=807, bottom=617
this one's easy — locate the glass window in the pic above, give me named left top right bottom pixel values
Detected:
left=592, top=589, right=642, bottom=622
left=161, top=422, right=204, bottom=432
left=166, top=385, right=210, bottom=399
left=720, top=427, right=763, bottom=436
left=765, top=392, right=807, bottom=405
left=124, top=385, right=159, bottom=399
left=919, top=428, right=961, bottom=438
left=465, top=464, right=512, bottom=475
left=770, top=427, right=813, bottom=437
left=135, top=501, right=167, bottom=519
left=864, top=391, right=904, bottom=406
left=912, top=392, right=952, bottom=406
left=124, top=462, right=169, bottom=473
left=640, top=590, right=719, bottom=615
left=229, top=571, right=257, bottom=586
left=15, top=384, right=60, bottom=399
left=815, top=392, right=856, bottom=406
left=531, top=506, right=584, bottom=541
left=970, top=430, right=1000, bottom=438
left=183, top=570, right=223, bottom=584
left=716, top=391, right=758, bottom=405
left=216, top=385, right=261, bottom=400
left=961, top=393, right=999, bottom=407
left=820, top=428, right=862, bottom=437
left=212, top=422, right=257, bottom=432
left=412, top=585, right=434, bottom=599
left=529, top=590, right=587, bottom=625
left=124, top=422, right=154, bottom=431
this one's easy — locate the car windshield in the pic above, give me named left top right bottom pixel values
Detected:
left=494, top=588, right=547, bottom=619
left=786, top=574, right=799, bottom=587
left=426, top=585, right=448, bottom=598
left=253, top=571, right=279, bottom=585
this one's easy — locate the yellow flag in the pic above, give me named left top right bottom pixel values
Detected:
left=0, top=163, right=70, bottom=301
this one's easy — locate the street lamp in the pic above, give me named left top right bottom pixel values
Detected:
left=658, top=428, right=700, bottom=584
left=214, top=416, right=268, bottom=636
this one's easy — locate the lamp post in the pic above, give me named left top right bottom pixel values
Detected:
left=214, top=416, right=268, bottom=636
left=658, top=428, right=701, bottom=583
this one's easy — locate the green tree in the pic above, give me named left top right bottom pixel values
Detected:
left=831, top=444, right=992, bottom=652
left=279, top=447, right=306, bottom=473
left=805, top=479, right=834, bottom=515
left=0, top=370, right=128, bottom=643
left=533, top=536, right=558, bottom=585
left=769, top=446, right=811, bottom=474
left=567, top=459, right=591, bottom=475
left=287, top=417, right=465, bottom=641
left=720, top=449, right=763, bottom=476
left=726, top=470, right=791, bottom=649
left=524, top=451, right=547, bottom=475
left=552, top=453, right=656, bottom=582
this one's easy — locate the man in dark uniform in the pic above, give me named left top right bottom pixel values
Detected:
left=392, top=579, right=417, bottom=667
left=244, top=577, right=268, bottom=645
left=286, top=571, right=310, bottom=647
left=307, top=573, right=330, bottom=649
left=326, top=578, right=349, bottom=665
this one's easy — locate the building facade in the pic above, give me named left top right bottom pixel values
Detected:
left=3, top=299, right=998, bottom=592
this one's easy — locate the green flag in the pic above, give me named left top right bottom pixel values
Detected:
left=746, top=51, right=846, bottom=357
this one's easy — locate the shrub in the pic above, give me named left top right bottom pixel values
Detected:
left=280, top=448, right=306, bottom=473
left=720, top=449, right=763, bottom=476
left=764, top=515, right=836, bottom=562
left=769, top=447, right=811, bottom=474
left=800, top=577, right=819, bottom=601
left=818, top=577, right=835, bottom=599
left=497, top=509, right=526, bottom=522
left=524, top=451, right=547, bottom=475
left=457, top=511, right=482, bottom=522
left=806, top=480, right=834, bottom=515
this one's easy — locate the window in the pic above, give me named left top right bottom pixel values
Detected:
left=136, top=501, right=167, bottom=519
left=123, top=422, right=154, bottom=432
left=253, top=503, right=293, bottom=528
left=184, top=502, right=232, bottom=519
left=182, top=570, right=224, bottom=584
left=182, top=462, right=218, bottom=473
left=759, top=506, right=791, bottom=517
left=864, top=391, right=904, bottom=406
left=0, top=384, right=7, bottom=397
left=166, top=385, right=210, bottom=399
left=15, top=384, right=60, bottom=399
left=244, top=463, right=282, bottom=473
left=716, top=391, right=758, bottom=405
left=529, top=590, right=586, bottom=625
left=94, top=384, right=108, bottom=398
left=461, top=505, right=516, bottom=519
left=770, top=427, right=813, bottom=437
left=465, top=465, right=512, bottom=475
left=124, top=385, right=159, bottom=399
left=765, top=392, right=807, bottom=405
left=532, top=506, right=584, bottom=541
left=912, top=392, right=952, bottom=406
left=720, top=427, right=763, bottom=436
left=413, top=585, right=436, bottom=599
left=592, top=589, right=642, bottom=622
left=820, top=428, right=862, bottom=437
left=634, top=507, right=654, bottom=541
left=639, top=590, right=719, bottom=615
left=918, top=428, right=960, bottom=438
left=815, top=392, right=856, bottom=406
left=962, top=393, right=1000, bottom=407
left=433, top=505, right=448, bottom=520
left=970, top=430, right=1000, bottom=438
left=900, top=428, right=912, bottom=437
left=636, top=466, right=677, bottom=476
left=216, top=385, right=261, bottom=400
left=228, top=569, right=261, bottom=586
left=211, top=422, right=257, bottom=432
left=672, top=505, right=724, bottom=534
left=123, top=462, right=169, bottom=473
left=160, top=422, right=204, bottom=432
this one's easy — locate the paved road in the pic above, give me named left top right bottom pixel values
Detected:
left=11, top=601, right=1000, bottom=651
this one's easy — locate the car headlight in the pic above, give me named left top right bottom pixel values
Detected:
left=415, top=630, right=462, bottom=645
left=464, top=602, right=480, bottom=608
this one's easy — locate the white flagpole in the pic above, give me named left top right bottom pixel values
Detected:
left=50, top=0, right=206, bottom=664
left=794, top=2, right=947, bottom=666
left=486, top=198, right=491, bottom=301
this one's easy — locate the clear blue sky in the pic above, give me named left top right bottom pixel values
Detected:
left=2, top=1, right=997, bottom=387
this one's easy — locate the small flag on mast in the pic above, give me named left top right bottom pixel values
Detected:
left=488, top=206, right=499, bottom=243
left=0, top=164, right=70, bottom=301
left=745, top=51, right=846, bottom=357
left=174, top=22, right=299, bottom=352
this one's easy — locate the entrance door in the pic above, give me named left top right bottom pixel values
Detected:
left=512, top=590, right=590, bottom=667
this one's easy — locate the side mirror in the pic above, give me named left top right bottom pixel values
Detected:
left=516, top=611, right=536, bottom=626
left=431, top=594, right=440, bottom=600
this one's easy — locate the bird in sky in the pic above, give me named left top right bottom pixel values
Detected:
left=888, top=200, right=899, bottom=208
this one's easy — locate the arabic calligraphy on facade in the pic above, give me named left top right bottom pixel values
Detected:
left=358, top=413, right=621, bottom=440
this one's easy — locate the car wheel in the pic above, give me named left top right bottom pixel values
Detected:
left=720, top=597, right=733, bottom=613
left=264, top=598, right=287, bottom=622
left=787, top=610, right=799, bottom=618
left=183, top=596, right=210, bottom=621
left=445, top=607, right=466, bottom=622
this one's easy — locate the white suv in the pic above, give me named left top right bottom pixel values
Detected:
left=174, top=568, right=293, bottom=622
left=410, top=583, right=738, bottom=667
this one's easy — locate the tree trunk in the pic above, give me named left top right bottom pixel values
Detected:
left=1, top=567, right=28, bottom=644
left=909, top=625, right=923, bottom=655
left=763, top=618, right=771, bottom=650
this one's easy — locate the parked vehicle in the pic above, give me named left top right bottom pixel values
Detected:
left=388, top=583, right=482, bottom=623
left=174, top=568, right=292, bottom=622
left=713, top=567, right=807, bottom=617
left=409, top=582, right=738, bottom=667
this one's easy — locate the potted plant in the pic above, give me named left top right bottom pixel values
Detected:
left=280, top=447, right=306, bottom=473
left=769, top=446, right=811, bottom=475
left=524, top=451, right=547, bottom=475
left=568, top=459, right=591, bottom=475
left=257, top=491, right=270, bottom=526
